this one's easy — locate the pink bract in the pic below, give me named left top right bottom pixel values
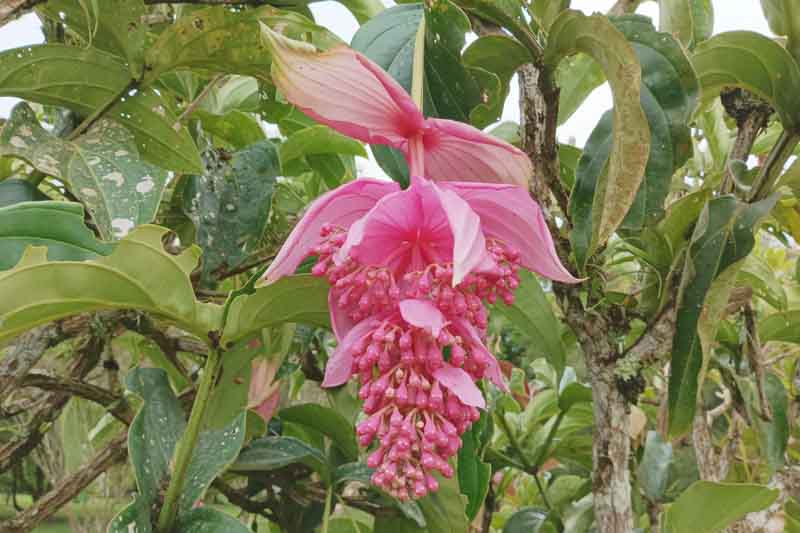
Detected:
left=261, top=27, right=581, bottom=500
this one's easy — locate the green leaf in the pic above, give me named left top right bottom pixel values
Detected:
left=232, top=435, right=327, bottom=475
left=637, top=430, right=673, bottom=502
left=1, top=103, right=168, bottom=240
left=182, top=140, right=279, bottom=284
left=545, top=10, right=649, bottom=266
left=457, top=420, right=491, bottom=520
left=124, top=367, right=247, bottom=518
left=557, top=382, right=592, bottom=412
left=493, top=269, right=566, bottom=376
left=175, top=507, right=251, bottom=532
left=334, top=462, right=374, bottom=485
left=555, top=54, right=605, bottom=126
left=280, top=125, right=366, bottom=164
left=658, top=0, right=715, bottom=49
left=503, top=507, right=550, bottom=533
left=144, top=6, right=340, bottom=83
left=0, top=45, right=202, bottom=173
left=37, top=0, right=146, bottom=76
left=279, top=403, right=359, bottom=462
left=194, top=109, right=266, bottom=150
left=205, top=335, right=260, bottom=430
left=664, top=481, right=779, bottom=533
left=417, top=469, right=470, bottom=533
left=736, top=254, right=787, bottom=310
left=198, top=75, right=260, bottom=116
left=0, top=178, right=48, bottom=207
left=0, top=225, right=221, bottom=343
left=760, top=0, right=800, bottom=60
left=546, top=475, right=589, bottom=511
left=759, top=310, right=800, bottom=344
left=0, top=201, right=113, bottom=271
left=462, top=34, right=529, bottom=127
left=691, top=31, right=800, bottom=131
left=751, top=373, right=790, bottom=473
left=221, top=274, right=330, bottom=346
left=613, top=15, right=699, bottom=231
left=668, top=195, right=778, bottom=437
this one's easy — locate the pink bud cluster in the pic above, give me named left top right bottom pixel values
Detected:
left=311, top=225, right=523, bottom=499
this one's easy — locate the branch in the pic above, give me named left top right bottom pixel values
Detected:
left=19, top=373, right=134, bottom=425
left=0, top=432, right=128, bottom=533
left=617, top=305, right=677, bottom=376
left=0, top=324, right=66, bottom=404
left=0, top=0, right=46, bottom=30
left=608, top=0, right=643, bottom=16
left=174, top=74, right=224, bottom=128
left=719, top=88, right=773, bottom=195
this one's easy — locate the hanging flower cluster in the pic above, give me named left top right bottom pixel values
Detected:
left=261, top=28, right=579, bottom=499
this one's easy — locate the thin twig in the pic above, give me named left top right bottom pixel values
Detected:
left=174, top=74, right=224, bottom=128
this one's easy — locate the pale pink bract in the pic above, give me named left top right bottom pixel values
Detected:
left=261, top=28, right=580, bottom=500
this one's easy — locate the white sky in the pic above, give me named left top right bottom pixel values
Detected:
left=0, top=0, right=773, bottom=175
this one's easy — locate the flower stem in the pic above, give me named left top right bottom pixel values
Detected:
left=156, top=346, right=222, bottom=532
left=321, top=485, right=333, bottom=533
left=411, top=14, right=426, bottom=110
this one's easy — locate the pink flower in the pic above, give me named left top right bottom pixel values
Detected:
left=261, top=28, right=580, bottom=499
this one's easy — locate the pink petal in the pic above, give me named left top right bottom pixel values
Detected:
left=427, top=180, right=495, bottom=286
left=264, top=27, right=423, bottom=148
left=322, top=317, right=379, bottom=387
left=263, top=178, right=399, bottom=283
left=432, top=365, right=485, bottom=408
left=421, top=118, right=532, bottom=187
left=441, top=182, right=581, bottom=284
left=253, top=390, right=281, bottom=422
left=340, top=177, right=493, bottom=285
left=399, top=299, right=446, bottom=337
left=453, top=318, right=508, bottom=392
left=328, top=289, right=356, bottom=341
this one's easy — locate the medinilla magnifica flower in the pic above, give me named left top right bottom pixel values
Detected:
left=261, top=28, right=580, bottom=500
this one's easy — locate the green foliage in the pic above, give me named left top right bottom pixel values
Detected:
left=664, top=481, right=778, bottom=532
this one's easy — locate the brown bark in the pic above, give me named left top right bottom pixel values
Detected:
left=0, top=324, right=65, bottom=404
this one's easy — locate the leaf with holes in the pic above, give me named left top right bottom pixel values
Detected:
left=37, top=0, right=146, bottom=76
left=545, top=10, right=650, bottom=267
left=145, top=6, right=340, bottom=83
left=182, top=140, right=279, bottom=284
left=0, top=103, right=167, bottom=240
left=0, top=45, right=202, bottom=173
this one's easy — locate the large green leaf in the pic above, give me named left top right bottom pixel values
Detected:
left=493, top=269, right=566, bottom=376
left=668, top=195, right=777, bottom=437
left=736, top=254, right=787, bottom=310
left=1, top=103, right=168, bottom=240
left=619, top=16, right=698, bottom=226
left=0, top=178, right=48, bottom=207
left=144, top=6, right=340, bottom=83
left=417, top=469, right=470, bottom=533
left=637, top=430, right=673, bottom=502
left=760, top=0, right=800, bottom=60
left=0, top=45, right=202, bottom=173
left=279, top=403, right=359, bottom=462
left=503, top=507, right=551, bottom=533
left=759, top=310, right=800, bottom=344
left=0, top=201, right=113, bottom=271
left=280, top=125, right=367, bottom=164
left=0, top=225, right=221, bottom=343
left=195, top=109, right=265, bottom=150
left=231, top=435, right=327, bottom=474
left=664, top=481, right=778, bottom=533
left=658, top=0, right=714, bottom=49
left=555, top=54, right=604, bottom=126
left=545, top=10, right=650, bottom=266
left=182, top=140, right=279, bottom=284
left=221, top=274, right=330, bottom=346
left=691, top=31, right=800, bottom=131
left=457, top=417, right=490, bottom=521
left=37, top=0, right=146, bottom=76
left=754, top=373, right=789, bottom=473
left=112, top=368, right=246, bottom=531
